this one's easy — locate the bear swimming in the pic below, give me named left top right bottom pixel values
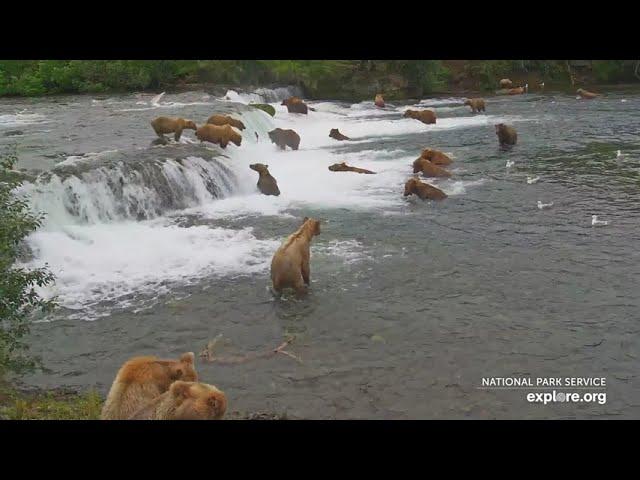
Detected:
left=420, top=148, right=453, bottom=166
left=329, top=128, right=350, bottom=141
left=270, top=217, right=321, bottom=296
left=249, top=163, right=281, bottom=196
left=268, top=128, right=300, bottom=151
left=577, top=88, right=599, bottom=99
left=328, top=162, right=376, bottom=174
left=128, top=381, right=227, bottom=420
left=282, top=96, right=310, bottom=114
left=374, top=94, right=385, bottom=108
left=150, top=117, right=197, bottom=142
left=195, top=124, right=242, bottom=148
left=101, top=352, right=198, bottom=420
left=403, top=109, right=436, bottom=125
left=464, top=98, right=486, bottom=113
left=412, top=157, right=452, bottom=178
left=404, top=176, right=447, bottom=201
left=495, top=123, right=518, bottom=146
left=206, top=114, right=246, bottom=131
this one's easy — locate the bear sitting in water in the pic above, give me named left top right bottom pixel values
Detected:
left=270, top=217, right=321, bottom=296
left=150, top=117, right=197, bottom=142
left=129, top=381, right=227, bottom=420
left=403, top=109, right=436, bottom=125
left=464, top=98, right=486, bottom=113
left=268, top=128, right=300, bottom=151
left=282, top=97, right=310, bottom=114
left=420, top=148, right=453, bottom=166
left=404, top=177, right=447, bottom=201
left=249, top=163, right=280, bottom=196
left=328, top=162, right=376, bottom=174
left=195, top=124, right=242, bottom=148
left=495, top=123, right=517, bottom=146
left=412, top=157, right=452, bottom=178
left=206, top=114, right=246, bottom=131
left=374, top=94, right=385, bottom=108
left=329, top=128, right=350, bottom=141
left=577, top=88, right=600, bottom=99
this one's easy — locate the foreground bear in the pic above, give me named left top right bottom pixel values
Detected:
left=412, top=157, right=452, bottom=178
left=329, top=128, right=350, bottom=141
left=577, top=88, right=600, bottom=99
left=249, top=163, right=280, bottom=196
left=404, top=177, right=447, bottom=201
left=464, top=98, right=486, bottom=113
left=328, top=162, right=376, bottom=174
left=268, top=128, right=300, bottom=150
left=500, top=78, right=513, bottom=89
left=129, top=381, right=227, bottom=420
left=101, top=352, right=198, bottom=420
left=282, top=96, right=311, bottom=114
left=374, top=94, right=385, bottom=108
left=150, top=117, right=197, bottom=141
left=403, top=109, right=436, bottom=125
left=206, top=114, right=246, bottom=130
left=420, top=148, right=453, bottom=166
left=270, top=217, right=321, bottom=295
left=495, top=123, right=517, bottom=146
left=195, top=124, right=242, bottom=148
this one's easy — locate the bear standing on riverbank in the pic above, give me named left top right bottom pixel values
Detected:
left=128, top=381, right=227, bottom=420
left=271, top=217, right=321, bottom=296
left=196, top=124, right=242, bottom=148
left=101, top=352, right=198, bottom=420
left=150, top=117, right=197, bottom=142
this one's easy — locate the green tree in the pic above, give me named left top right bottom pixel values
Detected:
left=0, top=148, right=56, bottom=376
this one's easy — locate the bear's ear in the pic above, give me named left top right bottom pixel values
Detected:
left=171, top=381, right=191, bottom=399
left=303, top=216, right=309, bottom=223
left=180, top=352, right=195, bottom=364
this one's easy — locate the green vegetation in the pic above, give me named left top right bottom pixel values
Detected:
left=3, top=60, right=635, bottom=100
left=1, top=148, right=56, bottom=377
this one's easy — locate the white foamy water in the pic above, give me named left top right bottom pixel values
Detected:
left=0, top=112, right=48, bottom=127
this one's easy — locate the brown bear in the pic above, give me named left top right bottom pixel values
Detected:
left=420, top=148, right=453, bottom=166
left=249, top=163, right=280, bottom=196
left=329, top=128, right=350, bottom=141
left=495, top=123, right=517, bottom=146
left=128, top=381, right=227, bottom=420
left=150, top=117, right=197, bottom=142
left=577, top=88, right=599, bottom=99
left=404, top=176, right=447, bottom=201
left=403, top=109, right=437, bottom=125
left=464, top=98, right=486, bottom=113
left=270, top=217, right=321, bottom=295
left=508, top=87, right=525, bottom=95
left=206, top=114, right=246, bottom=131
left=412, top=157, right=452, bottom=178
left=500, top=78, right=513, bottom=89
left=101, top=352, right=198, bottom=420
left=268, top=128, right=300, bottom=151
left=282, top=96, right=310, bottom=114
left=195, top=124, right=242, bottom=148
left=374, top=94, right=385, bottom=108
left=328, top=162, right=376, bottom=174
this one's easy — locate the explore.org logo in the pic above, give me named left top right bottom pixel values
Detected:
left=478, top=377, right=607, bottom=405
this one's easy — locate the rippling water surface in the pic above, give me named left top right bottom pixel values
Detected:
left=2, top=87, right=639, bottom=419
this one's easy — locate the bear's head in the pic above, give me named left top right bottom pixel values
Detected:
left=328, top=162, right=346, bottom=171
left=268, top=129, right=280, bottom=142
left=168, top=381, right=227, bottom=420
left=329, top=128, right=340, bottom=137
left=303, top=217, right=321, bottom=236
left=464, top=99, right=472, bottom=106
left=412, top=158, right=426, bottom=174
left=403, top=110, right=413, bottom=118
left=495, top=124, right=506, bottom=135
left=229, top=117, right=246, bottom=131
left=169, top=352, right=198, bottom=382
left=184, top=120, right=197, bottom=130
left=404, top=177, right=420, bottom=196
left=249, top=163, right=269, bottom=174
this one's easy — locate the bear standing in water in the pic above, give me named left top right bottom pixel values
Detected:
left=282, top=97, right=310, bottom=114
left=464, top=98, right=486, bottom=113
left=412, top=157, right=452, bottom=178
left=268, top=128, right=300, bottom=150
left=495, top=123, right=518, bottom=146
left=270, top=217, right=321, bottom=296
left=206, top=114, right=246, bottom=130
left=403, top=109, right=437, bottom=125
left=404, top=177, right=447, bottom=201
left=101, top=352, right=198, bottom=420
left=420, top=148, right=453, bottom=166
left=128, top=381, right=227, bottom=420
left=249, top=163, right=280, bottom=196
left=195, top=124, right=242, bottom=148
left=150, top=117, right=197, bottom=142
left=374, top=94, right=385, bottom=108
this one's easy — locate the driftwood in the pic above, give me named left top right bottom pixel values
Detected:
left=199, top=335, right=302, bottom=365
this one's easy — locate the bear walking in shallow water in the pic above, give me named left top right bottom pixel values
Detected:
left=495, top=123, right=517, bottom=146
left=150, top=117, right=197, bottom=142
left=404, top=176, right=447, bottom=201
left=403, top=109, right=436, bottom=125
left=195, top=124, right=242, bottom=148
left=249, top=163, right=280, bottom=196
left=268, top=128, right=300, bottom=150
left=464, top=98, right=486, bottom=113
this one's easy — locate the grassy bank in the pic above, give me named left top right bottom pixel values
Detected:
left=1, top=60, right=637, bottom=100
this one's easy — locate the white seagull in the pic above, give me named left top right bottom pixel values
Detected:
left=591, top=215, right=609, bottom=226
left=537, top=200, right=553, bottom=210
left=506, top=160, right=515, bottom=168
left=527, top=175, right=540, bottom=184
left=616, top=150, right=623, bottom=159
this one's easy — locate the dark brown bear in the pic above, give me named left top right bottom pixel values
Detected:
left=281, top=97, right=309, bottom=114
left=268, top=128, right=300, bottom=151
left=249, top=163, right=281, bottom=196
left=329, top=128, right=350, bottom=141
left=495, top=124, right=517, bottom=146
left=328, top=162, right=376, bottom=174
